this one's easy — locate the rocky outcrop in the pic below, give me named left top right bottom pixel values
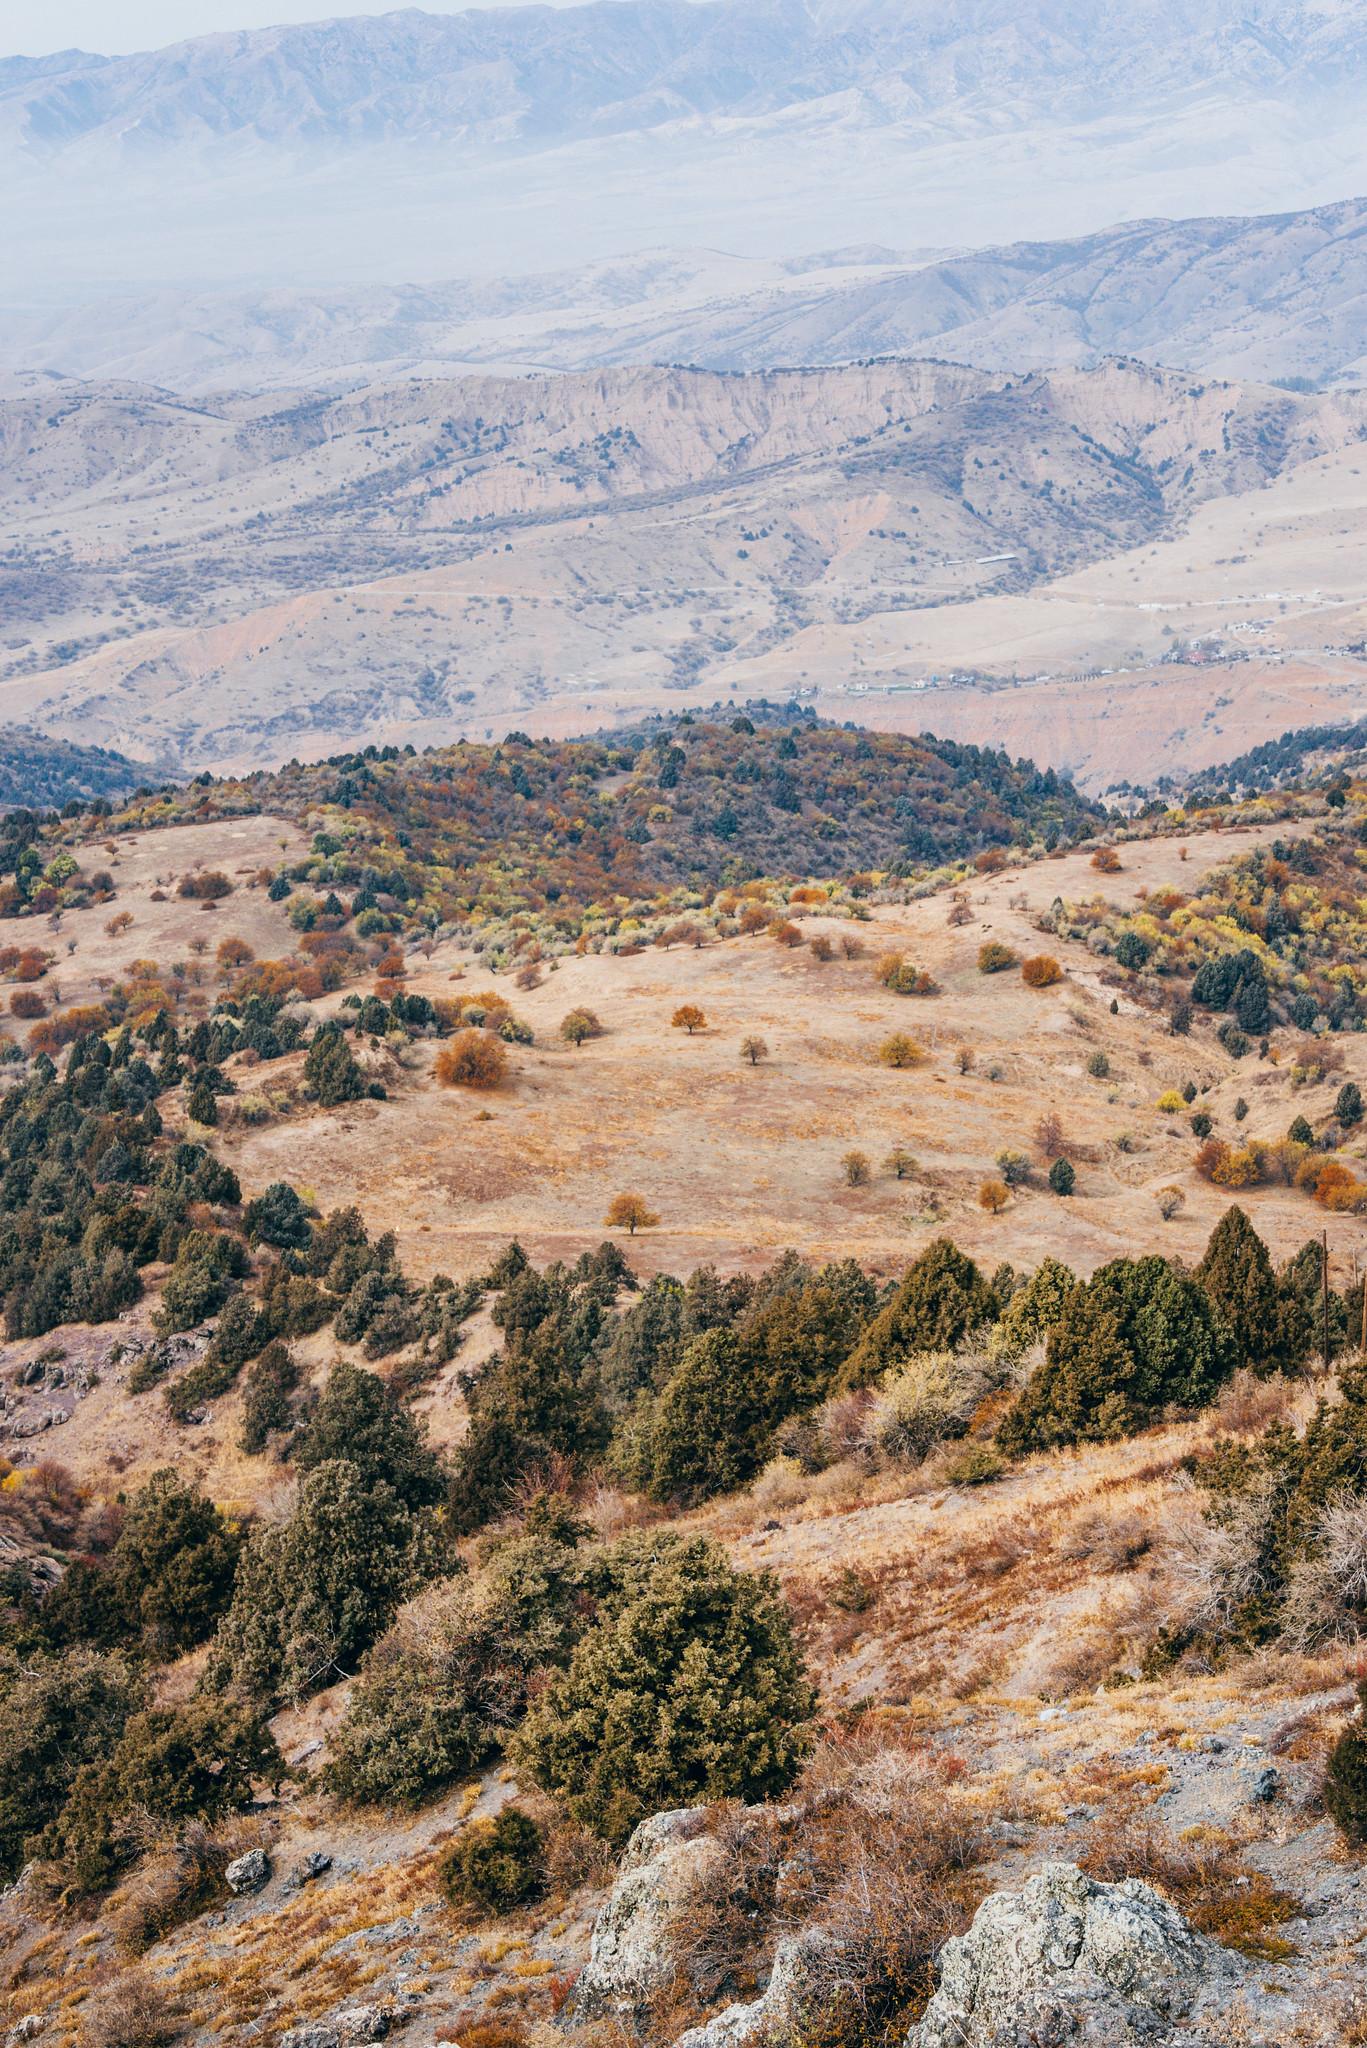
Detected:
left=909, top=1862, right=1240, bottom=2047
left=575, top=1807, right=829, bottom=2047
left=573, top=1809, right=726, bottom=2018
left=672, top=1929, right=831, bottom=2048
left=280, top=2005, right=392, bottom=2048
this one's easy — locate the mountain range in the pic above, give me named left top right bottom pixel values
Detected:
left=5, top=1, right=1367, bottom=295
left=3, top=197, right=1365, bottom=392
left=4, top=354, right=1366, bottom=788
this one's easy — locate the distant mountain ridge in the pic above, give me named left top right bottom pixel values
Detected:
left=4, top=196, right=1365, bottom=392
left=5, top=1, right=1367, bottom=300
left=5, top=2, right=1367, bottom=160
left=1, top=354, right=1363, bottom=780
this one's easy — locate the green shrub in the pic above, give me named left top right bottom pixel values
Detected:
left=108, top=1470, right=241, bottom=1654
left=295, top=1361, right=446, bottom=1509
left=943, top=1444, right=1004, bottom=1486
left=239, top=1340, right=301, bottom=1454
left=305, top=1029, right=368, bottom=1107
left=36, top=1698, right=279, bottom=1894
left=155, top=1231, right=248, bottom=1335
left=999, top=1254, right=1234, bottom=1452
left=204, top=1460, right=443, bottom=1706
left=243, top=1181, right=312, bottom=1250
left=1323, top=1682, right=1367, bottom=1844
left=1048, top=1158, right=1076, bottom=1197
left=438, top=1808, right=545, bottom=1915
left=990, top=1256, right=1076, bottom=1358
left=514, top=1531, right=814, bottom=1844
left=0, top=1650, right=143, bottom=1879
left=1197, top=1206, right=1308, bottom=1377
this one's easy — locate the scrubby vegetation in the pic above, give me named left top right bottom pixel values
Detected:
left=0, top=729, right=143, bottom=811
left=54, top=715, right=1102, bottom=972
left=1059, top=820, right=1367, bottom=1035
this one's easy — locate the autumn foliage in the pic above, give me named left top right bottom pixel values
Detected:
left=435, top=1030, right=507, bottom=1090
left=1021, top=955, right=1063, bottom=989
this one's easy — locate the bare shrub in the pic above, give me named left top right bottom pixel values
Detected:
left=1058, top=1502, right=1154, bottom=1574
left=110, top=1817, right=267, bottom=1953
left=1281, top=1493, right=1367, bottom=1649
left=1210, top=1370, right=1303, bottom=1440
left=864, top=1346, right=996, bottom=1466
left=80, top=1971, right=179, bottom=2048
left=1034, top=1110, right=1067, bottom=1160
left=1164, top=1475, right=1280, bottom=1641
left=1079, top=1813, right=1297, bottom=1959
left=773, top=1739, right=987, bottom=2043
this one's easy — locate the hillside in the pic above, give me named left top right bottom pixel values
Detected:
left=12, top=197, right=1365, bottom=396
left=3, top=357, right=1365, bottom=786
left=3, top=781, right=1367, bottom=2047
left=0, top=727, right=141, bottom=808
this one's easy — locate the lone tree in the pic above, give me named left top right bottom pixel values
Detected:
left=978, top=1179, right=1009, bottom=1215
left=672, top=1005, right=707, bottom=1036
left=605, top=1192, right=659, bottom=1236
left=885, top=1145, right=917, bottom=1180
left=560, top=1008, right=602, bottom=1048
left=879, top=1032, right=925, bottom=1069
left=436, top=1029, right=507, bottom=1089
left=1336, top=1081, right=1364, bottom=1128
left=740, top=1036, right=769, bottom=1066
left=1048, top=1158, right=1076, bottom=1197
left=841, top=1150, right=871, bottom=1187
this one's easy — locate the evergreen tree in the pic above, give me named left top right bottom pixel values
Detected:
left=1197, top=1206, right=1302, bottom=1378
left=295, top=1362, right=446, bottom=1509
left=839, top=1239, right=994, bottom=1389
left=515, top=1532, right=814, bottom=1844
left=205, top=1460, right=443, bottom=1705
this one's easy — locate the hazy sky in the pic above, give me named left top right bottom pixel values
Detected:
left=2, top=0, right=594, bottom=58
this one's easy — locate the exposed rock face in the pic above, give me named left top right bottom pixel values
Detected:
left=279, top=2005, right=392, bottom=2048
left=575, top=1806, right=828, bottom=2047
left=573, top=1808, right=725, bottom=2018
left=909, top=1862, right=1238, bottom=2047
left=672, top=1930, right=831, bottom=2048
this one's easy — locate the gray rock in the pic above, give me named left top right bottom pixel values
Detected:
left=9, top=2017, right=44, bottom=2044
left=673, top=1930, right=832, bottom=2048
left=908, top=1861, right=1241, bottom=2047
left=280, top=2004, right=392, bottom=2048
left=225, top=1848, right=272, bottom=1895
left=287, top=1851, right=333, bottom=1888
left=574, top=1808, right=726, bottom=2017
left=1250, top=1766, right=1281, bottom=1805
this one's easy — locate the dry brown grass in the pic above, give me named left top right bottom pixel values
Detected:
left=1080, top=1811, right=1300, bottom=1960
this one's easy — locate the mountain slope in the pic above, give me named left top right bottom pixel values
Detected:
left=2, top=357, right=1364, bottom=779
left=5, top=1, right=1367, bottom=296
left=7, top=198, right=1365, bottom=393
left=6, top=2, right=1366, bottom=160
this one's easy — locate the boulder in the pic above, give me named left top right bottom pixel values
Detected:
left=672, top=1930, right=832, bottom=2048
left=280, top=2004, right=392, bottom=2048
left=909, top=1862, right=1240, bottom=2047
left=573, top=1809, right=727, bottom=2017
left=225, top=1848, right=272, bottom=1896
